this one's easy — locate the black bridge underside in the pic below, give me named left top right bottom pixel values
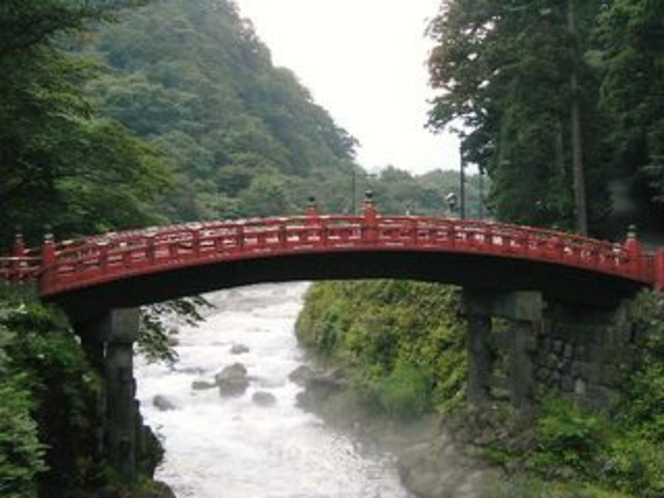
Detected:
left=49, top=249, right=646, bottom=321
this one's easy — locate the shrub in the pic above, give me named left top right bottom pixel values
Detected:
left=0, top=327, right=46, bottom=498
left=601, top=436, right=664, bottom=497
left=378, top=362, right=429, bottom=420
left=532, top=399, right=606, bottom=475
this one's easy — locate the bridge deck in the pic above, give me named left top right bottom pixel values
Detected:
left=1, top=212, right=661, bottom=317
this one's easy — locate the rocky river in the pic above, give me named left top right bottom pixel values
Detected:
left=135, top=282, right=412, bottom=497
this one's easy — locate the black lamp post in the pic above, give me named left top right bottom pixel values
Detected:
left=446, top=192, right=458, bottom=217
left=351, top=170, right=376, bottom=214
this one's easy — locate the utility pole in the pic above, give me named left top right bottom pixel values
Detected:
left=567, top=0, right=588, bottom=235
left=460, top=148, right=466, bottom=220
left=478, top=166, right=485, bottom=220
left=351, top=169, right=356, bottom=214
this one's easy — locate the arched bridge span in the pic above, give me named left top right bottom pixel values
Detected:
left=2, top=204, right=662, bottom=319
left=3, top=204, right=663, bottom=481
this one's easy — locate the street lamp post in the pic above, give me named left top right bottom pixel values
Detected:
left=351, top=169, right=376, bottom=214
left=446, top=192, right=458, bottom=218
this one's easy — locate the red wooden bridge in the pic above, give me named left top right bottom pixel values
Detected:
left=2, top=201, right=663, bottom=317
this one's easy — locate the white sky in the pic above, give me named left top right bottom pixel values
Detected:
left=234, top=0, right=460, bottom=175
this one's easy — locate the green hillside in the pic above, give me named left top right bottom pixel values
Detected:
left=88, top=0, right=358, bottom=220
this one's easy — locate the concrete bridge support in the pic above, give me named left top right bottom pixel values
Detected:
left=463, top=290, right=543, bottom=409
left=75, top=308, right=140, bottom=482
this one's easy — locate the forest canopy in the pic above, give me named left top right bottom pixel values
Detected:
left=427, top=0, right=664, bottom=237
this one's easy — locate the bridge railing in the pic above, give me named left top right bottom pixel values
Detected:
left=369, top=216, right=642, bottom=272
left=0, top=232, right=41, bottom=283
left=0, top=210, right=659, bottom=295
left=0, top=252, right=41, bottom=283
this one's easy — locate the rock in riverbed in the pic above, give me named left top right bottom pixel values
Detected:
left=191, top=380, right=217, bottom=391
left=288, top=365, right=316, bottom=385
left=295, top=367, right=347, bottom=409
left=230, top=343, right=250, bottom=355
left=153, top=395, right=177, bottom=411
left=252, top=391, right=277, bottom=407
left=215, top=363, right=250, bottom=397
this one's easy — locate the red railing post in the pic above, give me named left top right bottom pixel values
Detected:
left=305, top=195, right=319, bottom=222
left=624, top=224, right=643, bottom=276
left=11, top=228, right=26, bottom=282
left=12, top=229, right=25, bottom=259
left=305, top=196, right=321, bottom=244
left=278, top=223, right=287, bottom=248
left=655, top=250, right=664, bottom=290
left=99, top=242, right=109, bottom=272
left=409, top=217, right=418, bottom=245
left=362, top=190, right=377, bottom=243
left=191, top=228, right=200, bottom=256
left=40, top=227, right=56, bottom=291
left=146, top=235, right=156, bottom=264
left=236, top=224, right=244, bottom=251
left=41, top=228, right=56, bottom=268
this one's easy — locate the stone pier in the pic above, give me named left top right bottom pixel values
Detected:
left=463, top=290, right=543, bottom=409
left=75, top=308, right=141, bottom=482
left=534, top=300, right=638, bottom=411
left=462, top=288, right=642, bottom=412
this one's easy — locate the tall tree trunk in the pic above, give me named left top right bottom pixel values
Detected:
left=567, top=0, right=588, bottom=235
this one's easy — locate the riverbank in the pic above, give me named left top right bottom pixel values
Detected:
left=294, top=363, right=501, bottom=498
left=296, top=281, right=664, bottom=498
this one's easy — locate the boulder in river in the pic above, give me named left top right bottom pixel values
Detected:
left=296, top=368, right=347, bottom=409
left=215, top=362, right=250, bottom=397
left=230, top=343, right=250, bottom=355
left=397, top=431, right=501, bottom=498
left=191, top=379, right=217, bottom=391
left=288, top=365, right=316, bottom=386
left=252, top=391, right=277, bottom=407
left=153, top=395, right=177, bottom=411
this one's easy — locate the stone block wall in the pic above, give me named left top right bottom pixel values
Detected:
left=532, top=301, right=639, bottom=411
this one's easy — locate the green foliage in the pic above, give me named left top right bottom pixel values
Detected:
left=601, top=435, right=664, bottom=497
left=139, top=295, right=212, bottom=365
left=489, top=477, right=630, bottom=498
left=296, top=280, right=466, bottom=418
left=620, top=291, right=664, bottom=442
left=87, top=0, right=359, bottom=222
left=619, top=363, right=664, bottom=443
left=532, top=399, right=606, bottom=474
left=0, top=286, right=102, bottom=494
left=484, top=291, right=664, bottom=496
left=0, top=0, right=170, bottom=246
left=0, top=328, right=46, bottom=498
left=595, top=0, right=664, bottom=204
left=378, top=362, right=430, bottom=420
left=427, top=1, right=612, bottom=231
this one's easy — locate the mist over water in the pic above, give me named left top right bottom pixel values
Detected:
left=135, top=282, right=410, bottom=497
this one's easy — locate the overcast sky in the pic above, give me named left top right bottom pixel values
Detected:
left=234, top=0, right=460, bottom=175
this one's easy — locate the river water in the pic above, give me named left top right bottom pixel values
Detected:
left=135, top=282, right=410, bottom=498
